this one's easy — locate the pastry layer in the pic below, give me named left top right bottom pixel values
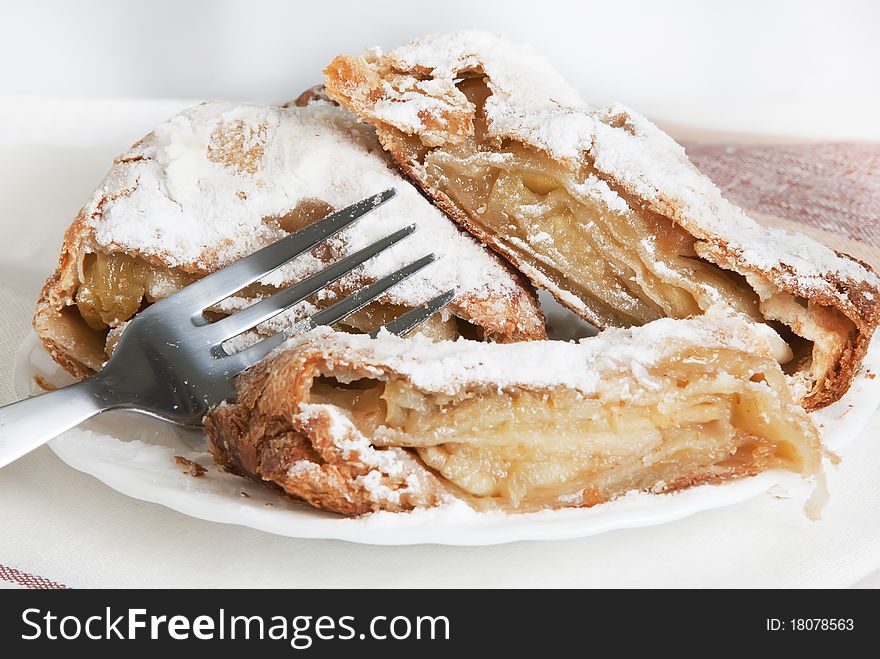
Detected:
left=206, top=312, right=823, bottom=515
left=33, top=99, right=546, bottom=377
left=323, top=31, right=880, bottom=410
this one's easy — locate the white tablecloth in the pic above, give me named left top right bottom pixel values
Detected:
left=1, top=96, right=879, bottom=588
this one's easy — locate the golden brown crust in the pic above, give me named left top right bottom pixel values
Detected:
left=287, top=84, right=333, bottom=107
left=205, top=323, right=823, bottom=516
left=33, top=207, right=99, bottom=378
left=206, top=343, right=451, bottom=515
left=323, top=37, right=880, bottom=410
left=697, top=240, right=870, bottom=411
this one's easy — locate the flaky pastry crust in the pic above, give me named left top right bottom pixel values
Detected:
left=206, top=314, right=823, bottom=516
left=34, top=99, right=545, bottom=378
left=323, top=31, right=880, bottom=410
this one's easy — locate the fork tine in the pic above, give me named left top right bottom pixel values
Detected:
left=165, top=189, right=397, bottom=310
left=219, top=330, right=290, bottom=376
left=220, top=254, right=437, bottom=375
left=307, top=254, right=436, bottom=329
left=368, top=289, right=457, bottom=338
left=204, top=224, right=416, bottom=341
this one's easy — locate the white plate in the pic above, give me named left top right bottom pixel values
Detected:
left=14, top=322, right=880, bottom=545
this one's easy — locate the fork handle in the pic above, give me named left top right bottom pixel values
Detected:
left=0, top=379, right=111, bottom=468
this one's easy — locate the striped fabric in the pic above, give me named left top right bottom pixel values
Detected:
left=687, top=142, right=880, bottom=249
left=0, top=563, right=67, bottom=589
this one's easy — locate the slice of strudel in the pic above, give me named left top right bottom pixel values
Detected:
left=324, top=31, right=880, bottom=410
left=205, top=310, right=823, bottom=516
left=34, top=99, right=545, bottom=378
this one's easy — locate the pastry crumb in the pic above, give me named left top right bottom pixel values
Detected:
left=175, top=455, right=207, bottom=478
left=33, top=375, right=58, bottom=392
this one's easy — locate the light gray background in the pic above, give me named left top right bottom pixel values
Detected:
left=2, top=0, right=879, bottom=138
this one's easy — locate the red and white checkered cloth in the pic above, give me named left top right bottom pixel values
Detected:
left=3, top=141, right=878, bottom=589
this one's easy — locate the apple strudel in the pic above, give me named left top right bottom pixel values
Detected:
left=205, top=311, right=823, bottom=516
left=33, top=99, right=546, bottom=378
left=324, top=31, right=880, bottom=410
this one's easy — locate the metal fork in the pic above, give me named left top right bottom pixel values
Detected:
left=0, top=188, right=455, bottom=468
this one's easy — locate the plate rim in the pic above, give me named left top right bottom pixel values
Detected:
left=44, top=427, right=796, bottom=546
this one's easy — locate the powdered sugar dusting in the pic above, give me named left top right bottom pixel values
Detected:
left=587, top=107, right=880, bottom=298
left=85, top=100, right=527, bottom=307
left=296, top=402, right=404, bottom=476
left=294, top=403, right=434, bottom=506
left=357, top=31, right=880, bottom=303
left=280, top=308, right=779, bottom=396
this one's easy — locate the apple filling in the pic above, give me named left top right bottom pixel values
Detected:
left=65, top=197, right=468, bottom=369
left=417, top=78, right=760, bottom=327
left=71, top=248, right=460, bottom=368
left=394, top=76, right=855, bottom=402
left=76, top=252, right=197, bottom=331
left=302, top=347, right=819, bottom=511
left=432, top=147, right=767, bottom=325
